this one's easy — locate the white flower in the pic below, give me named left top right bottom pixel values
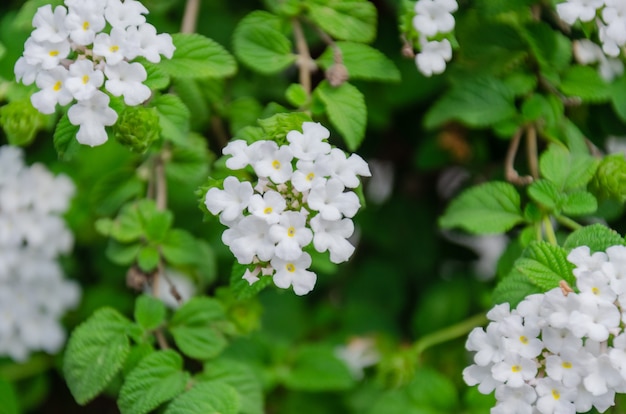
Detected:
left=415, top=38, right=452, bottom=77
left=308, top=178, right=360, bottom=220
left=67, top=90, right=118, bottom=146
left=334, top=337, right=379, bottom=380
left=535, top=377, right=576, bottom=414
left=204, top=176, right=253, bottom=223
left=569, top=300, right=620, bottom=342
left=252, top=144, right=294, bottom=184
left=242, top=266, right=261, bottom=285
left=270, top=211, right=313, bottom=260
left=30, top=66, right=73, bottom=114
left=104, top=61, right=151, bottom=105
left=31, top=5, right=69, bottom=43
left=23, top=37, right=70, bottom=70
left=286, top=121, right=331, bottom=161
left=105, top=0, right=148, bottom=29
left=466, top=324, right=505, bottom=366
left=545, top=348, right=591, bottom=387
left=291, top=160, right=329, bottom=192
left=317, top=148, right=371, bottom=188
left=310, top=215, right=355, bottom=263
left=556, top=0, right=604, bottom=25
left=602, top=1, right=626, bottom=46
left=14, top=57, right=39, bottom=86
left=248, top=190, right=286, bottom=224
left=93, top=27, right=129, bottom=65
left=66, top=59, right=105, bottom=101
left=126, top=23, right=175, bottom=62
left=224, top=216, right=275, bottom=264
left=270, top=252, right=317, bottom=295
left=463, top=363, right=499, bottom=394
left=493, top=384, right=536, bottom=414
left=64, top=1, right=106, bottom=45
left=222, top=140, right=252, bottom=170
left=491, top=354, right=537, bottom=388
left=413, top=0, right=458, bottom=37
left=500, top=315, right=543, bottom=359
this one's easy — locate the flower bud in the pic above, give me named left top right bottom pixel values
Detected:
left=113, top=106, right=161, bottom=153
left=0, top=99, right=47, bottom=146
left=591, top=154, right=626, bottom=201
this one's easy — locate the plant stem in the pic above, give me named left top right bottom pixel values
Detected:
left=556, top=215, right=582, bottom=231
left=505, top=127, right=533, bottom=185
left=0, top=354, right=54, bottom=381
left=292, top=18, right=313, bottom=99
left=412, top=313, right=488, bottom=358
left=543, top=216, right=557, bottom=245
left=181, top=0, right=200, bottom=33
left=526, top=124, right=539, bottom=179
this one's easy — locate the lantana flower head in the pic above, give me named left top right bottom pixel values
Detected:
left=204, top=121, right=371, bottom=295
left=15, top=0, right=175, bottom=147
left=464, top=244, right=626, bottom=413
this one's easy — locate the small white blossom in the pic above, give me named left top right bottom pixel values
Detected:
left=204, top=176, right=253, bottom=223
left=66, top=59, right=104, bottom=101
left=270, top=211, right=313, bottom=261
left=271, top=252, right=317, bottom=296
left=310, top=215, right=355, bottom=263
left=31, top=5, right=69, bottom=43
left=556, top=0, right=604, bottom=25
left=308, top=178, right=360, bottom=220
left=286, top=122, right=331, bottom=161
left=31, top=66, right=73, bottom=114
left=415, top=38, right=452, bottom=77
left=413, top=0, right=458, bottom=37
left=104, top=61, right=151, bottom=105
left=67, top=90, right=118, bottom=146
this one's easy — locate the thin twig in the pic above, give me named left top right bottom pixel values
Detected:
left=181, top=0, right=200, bottom=34
left=292, top=18, right=314, bottom=98
left=505, top=127, right=533, bottom=185
left=526, top=124, right=539, bottom=180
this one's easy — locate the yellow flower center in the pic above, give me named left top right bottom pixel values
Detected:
left=306, top=172, right=315, bottom=181
left=82, top=21, right=89, bottom=30
left=53, top=81, right=62, bottom=91
left=82, top=75, right=89, bottom=84
left=264, top=207, right=273, bottom=214
left=272, top=160, right=281, bottom=170
left=511, top=365, right=521, bottom=373
left=287, top=226, right=295, bottom=237
left=110, top=45, right=119, bottom=53
left=49, top=50, right=59, bottom=57
left=286, top=263, right=295, bottom=272
left=552, top=389, right=560, bottom=400
left=562, top=361, right=572, bottom=369
left=592, top=287, right=600, bottom=295
left=519, top=335, right=528, bottom=344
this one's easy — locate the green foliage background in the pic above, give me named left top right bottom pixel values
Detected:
left=3, top=0, right=626, bottom=413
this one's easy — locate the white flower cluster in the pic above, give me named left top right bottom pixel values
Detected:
left=205, top=122, right=371, bottom=296
left=464, top=245, right=626, bottom=414
left=15, top=0, right=175, bottom=147
left=574, top=39, right=624, bottom=81
left=557, top=0, right=626, bottom=61
left=412, top=0, right=458, bottom=76
left=0, top=146, right=80, bottom=362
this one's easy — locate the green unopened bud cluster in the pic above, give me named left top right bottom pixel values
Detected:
left=113, top=106, right=161, bottom=153
left=0, top=99, right=47, bottom=146
left=591, top=154, right=626, bottom=201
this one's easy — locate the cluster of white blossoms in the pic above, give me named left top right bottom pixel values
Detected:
left=412, top=0, right=458, bottom=76
left=464, top=245, right=626, bottom=414
left=205, top=122, right=371, bottom=296
left=0, top=146, right=80, bottom=362
left=574, top=39, right=624, bottom=82
left=15, top=0, right=175, bottom=147
left=557, top=0, right=626, bottom=63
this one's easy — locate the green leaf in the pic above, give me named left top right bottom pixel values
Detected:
left=229, top=262, right=273, bottom=300
left=170, top=298, right=228, bottom=360
left=118, top=350, right=189, bottom=414
left=317, top=42, right=400, bottom=82
left=166, top=133, right=211, bottom=184
left=199, top=359, right=263, bottom=414
left=611, top=74, right=626, bottom=123
left=161, top=229, right=199, bottom=266
left=53, top=113, right=81, bottom=161
left=228, top=97, right=264, bottom=135
left=164, top=381, right=240, bottom=414
left=559, top=65, right=611, bottom=103
left=0, top=378, right=19, bottom=414
left=140, top=207, right=173, bottom=243
left=285, top=83, right=309, bottom=107
left=106, top=241, right=142, bottom=266
left=232, top=11, right=296, bottom=75
left=561, top=191, right=597, bottom=216
left=521, top=94, right=551, bottom=123
left=514, top=241, right=575, bottom=291
left=315, top=80, right=366, bottom=151
left=160, top=33, right=236, bottom=79
left=63, top=308, right=133, bottom=405
left=424, top=77, right=516, bottom=129
left=492, top=269, right=542, bottom=307
left=523, top=22, right=571, bottom=81
left=563, top=223, right=626, bottom=252
left=282, top=345, right=354, bottom=391
left=90, top=168, right=144, bottom=216
left=135, top=295, right=167, bottom=331
left=257, top=112, right=312, bottom=142
left=151, top=94, right=191, bottom=144
left=407, top=367, right=458, bottom=411
left=141, top=60, right=171, bottom=90
left=439, top=181, right=524, bottom=234
left=137, top=246, right=160, bottom=272
left=307, top=0, right=377, bottom=43
left=539, top=145, right=599, bottom=191
left=527, top=179, right=559, bottom=211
